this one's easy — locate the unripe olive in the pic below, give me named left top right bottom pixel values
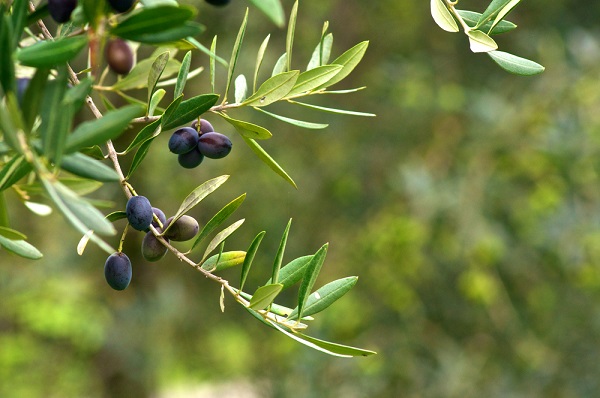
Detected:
left=197, top=132, right=232, bottom=159
left=48, top=0, right=77, bottom=23
left=126, top=196, right=153, bottom=231
left=191, top=119, right=215, bottom=135
left=178, top=148, right=204, bottom=169
left=141, top=232, right=169, bottom=262
left=205, top=0, right=230, bottom=6
left=105, top=38, right=134, bottom=75
left=104, top=252, right=132, bottom=290
left=108, top=0, right=136, bottom=13
left=164, top=215, right=199, bottom=241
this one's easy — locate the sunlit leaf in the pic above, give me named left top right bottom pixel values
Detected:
left=307, top=30, right=333, bottom=71
left=0, top=235, right=43, bottom=260
left=240, top=231, right=266, bottom=292
left=224, top=8, right=248, bottom=103
left=285, top=0, right=298, bottom=71
left=467, top=30, right=498, bottom=53
left=243, top=70, right=299, bottom=107
left=202, top=219, right=245, bottom=262
left=253, top=34, right=271, bottom=92
left=271, top=219, right=292, bottom=284
left=289, top=100, right=375, bottom=117
left=241, top=136, right=297, bottom=188
left=60, top=152, right=120, bottom=182
left=148, top=89, right=166, bottom=117
left=430, top=0, right=459, bottom=32
left=148, top=52, right=170, bottom=105
left=192, top=193, right=246, bottom=250
left=201, top=251, right=246, bottom=272
left=272, top=53, right=288, bottom=77
left=0, top=226, right=27, bottom=240
left=174, top=51, right=192, bottom=98
left=488, top=50, right=545, bottom=75
left=218, top=112, right=272, bottom=139
left=121, top=119, right=162, bottom=154
left=112, top=57, right=182, bottom=91
left=297, top=244, right=328, bottom=321
left=169, top=175, right=229, bottom=227
left=288, top=276, right=358, bottom=320
left=286, top=65, right=342, bottom=97
left=249, top=284, right=284, bottom=310
left=247, top=0, right=285, bottom=27
left=254, top=108, right=328, bottom=129
left=235, top=74, right=248, bottom=103
left=457, top=10, right=516, bottom=34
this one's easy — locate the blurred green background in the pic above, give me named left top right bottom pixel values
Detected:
left=4, top=0, right=600, bottom=396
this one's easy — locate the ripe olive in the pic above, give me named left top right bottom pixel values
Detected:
left=126, top=196, right=153, bottom=231
left=104, top=252, right=132, bottom=290
left=105, top=38, right=134, bottom=75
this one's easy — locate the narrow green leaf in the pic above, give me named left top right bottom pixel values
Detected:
left=63, top=77, right=94, bottom=112
left=240, top=231, right=266, bottom=292
left=243, top=70, right=299, bottom=107
left=272, top=52, right=288, bottom=77
left=476, top=0, right=513, bottom=28
left=65, top=105, right=144, bottom=153
left=161, top=93, right=219, bottom=129
left=201, top=251, right=246, bottom=272
left=316, top=41, right=369, bottom=89
left=247, top=0, right=285, bottom=27
left=488, top=50, right=545, bottom=75
left=22, top=67, right=49, bottom=130
left=17, top=177, right=102, bottom=197
left=307, top=31, right=333, bottom=71
left=0, top=15, right=15, bottom=96
left=121, top=22, right=204, bottom=45
left=106, top=211, right=127, bottom=222
left=161, top=95, right=183, bottom=128
left=112, top=57, right=182, bottom=91
left=286, top=65, right=342, bottom=97
left=60, top=152, right=120, bottom=182
left=0, top=226, right=27, bottom=240
left=122, top=119, right=162, bottom=154
left=224, top=8, right=249, bottom=103
left=156, top=66, right=203, bottom=88
left=297, top=244, right=328, bottom=321
left=289, top=100, right=376, bottom=117
left=489, top=0, right=521, bottom=33
left=186, top=36, right=228, bottom=68
left=148, top=52, right=170, bottom=105
left=254, top=108, right=328, bottom=129
left=41, top=67, right=71, bottom=165
left=17, top=36, right=88, bottom=67
left=295, top=332, right=377, bottom=357
left=170, top=175, right=229, bottom=224
left=253, top=34, right=271, bottom=92
left=456, top=10, right=517, bottom=34
left=285, top=0, right=299, bottom=71
left=174, top=51, right=192, bottom=98
left=288, top=276, right=358, bottom=320
left=249, top=284, right=284, bottom=310
left=192, top=193, right=246, bottom=250
left=238, top=290, right=312, bottom=319
left=11, top=0, right=28, bottom=49
left=467, top=30, right=498, bottom=53
left=0, top=102, right=20, bottom=152
left=218, top=112, right=272, bottom=139
left=42, top=179, right=115, bottom=254
left=0, top=235, right=43, bottom=260
left=271, top=218, right=292, bottom=284
left=0, top=193, right=7, bottom=227
left=241, top=136, right=297, bottom=188
left=430, top=0, right=459, bottom=32
left=110, top=6, right=196, bottom=41
left=127, top=137, right=154, bottom=178
left=148, top=89, right=166, bottom=117
left=235, top=74, right=248, bottom=103
left=0, top=155, right=32, bottom=191
left=202, top=219, right=245, bottom=262
left=210, top=35, right=217, bottom=93
left=267, top=255, right=313, bottom=290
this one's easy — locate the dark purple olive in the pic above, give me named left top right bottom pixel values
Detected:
left=168, top=127, right=199, bottom=154
left=205, top=0, right=230, bottom=6
left=178, top=148, right=204, bottom=169
left=108, top=0, right=136, bottom=13
left=126, top=196, right=153, bottom=231
left=141, top=232, right=168, bottom=262
left=191, top=119, right=215, bottom=135
left=197, top=132, right=232, bottom=159
left=48, top=0, right=77, bottom=23
left=104, top=252, right=132, bottom=290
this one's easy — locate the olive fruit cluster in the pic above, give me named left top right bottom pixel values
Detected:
left=104, top=196, right=200, bottom=290
left=168, top=119, right=233, bottom=169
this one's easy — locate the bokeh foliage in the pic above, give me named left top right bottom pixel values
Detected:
left=2, top=0, right=599, bottom=397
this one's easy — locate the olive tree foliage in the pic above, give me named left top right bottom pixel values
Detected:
left=0, top=0, right=539, bottom=357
